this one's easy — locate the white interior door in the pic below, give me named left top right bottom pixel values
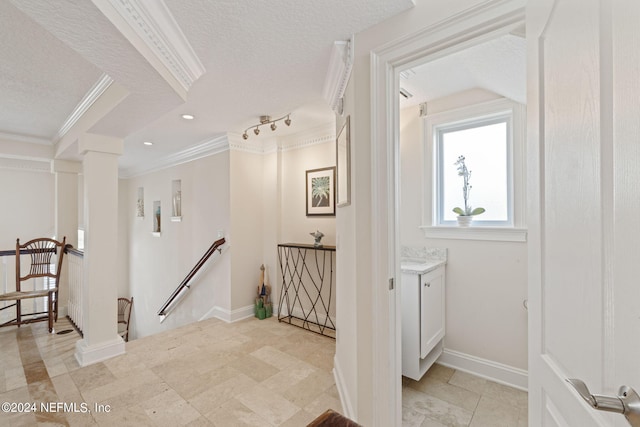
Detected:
left=528, top=0, right=640, bottom=425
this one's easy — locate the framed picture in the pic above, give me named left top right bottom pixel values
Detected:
left=336, top=116, right=351, bottom=207
left=306, top=167, right=336, bottom=216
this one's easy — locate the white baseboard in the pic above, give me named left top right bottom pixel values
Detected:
left=437, top=349, right=528, bottom=391
left=200, top=304, right=255, bottom=323
left=333, top=355, right=356, bottom=420
left=74, top=336, right=125, bottom=367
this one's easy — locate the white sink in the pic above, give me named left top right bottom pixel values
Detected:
left=400, top=260, right=445, bottom=275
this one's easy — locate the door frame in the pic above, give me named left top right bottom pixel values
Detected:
left=369, top=1, right=526, bottom=424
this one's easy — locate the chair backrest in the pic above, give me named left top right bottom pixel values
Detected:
left=16, top=237, right=66, bottom=291
left=118, top=297, right=133, bottom=325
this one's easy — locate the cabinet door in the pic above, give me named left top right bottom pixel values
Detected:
left=420, top=271, right=444, bottom=359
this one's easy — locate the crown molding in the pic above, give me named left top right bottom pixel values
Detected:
left=0, top=157, right=51, bottom=173
left=227, top=133, right=268, bottom=154
left=322, top=40, right=353, bottom=115
left=54, top=74, right=113, bottom=143
left=95, top=0, right=205, bottom=96
left=120, top=134, right=229, bottom=178
left=278, top=122, right=336, bottom=152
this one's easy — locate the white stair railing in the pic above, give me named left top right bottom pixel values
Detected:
left=66, top=247, right=84, bottom=333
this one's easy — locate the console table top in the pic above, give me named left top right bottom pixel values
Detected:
left=278, top=243, right=336, bottom=251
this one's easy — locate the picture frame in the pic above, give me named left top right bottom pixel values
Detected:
left=306, top=167, right=336, bottom=216
left=336, top=116, right=351, bottom=207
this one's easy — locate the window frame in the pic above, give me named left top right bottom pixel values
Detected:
left=420, top=98, right=527, bottom=242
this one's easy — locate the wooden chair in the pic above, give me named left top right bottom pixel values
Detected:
left=117, top=297, right=133, bottom=342
left=0, top=237, right=66, bottom=333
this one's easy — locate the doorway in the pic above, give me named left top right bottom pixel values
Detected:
left=367, top=3, right=527, bottom=425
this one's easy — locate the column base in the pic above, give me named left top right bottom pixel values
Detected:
left=74, top=336, right=125, bottom=367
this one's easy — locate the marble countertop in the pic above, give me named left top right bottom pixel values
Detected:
left=400, top=259, right=446, bottom=275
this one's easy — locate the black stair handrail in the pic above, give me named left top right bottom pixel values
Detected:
left=158, top=237, right=225, bottom=316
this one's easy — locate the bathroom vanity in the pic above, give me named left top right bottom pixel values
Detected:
left=401, top=260, right=446, bottom=381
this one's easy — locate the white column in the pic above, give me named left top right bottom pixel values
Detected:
left=52, top=159, right=81, bottom=319
left=74, top=133, right=124, bottom=366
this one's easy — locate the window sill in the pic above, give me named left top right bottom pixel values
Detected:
left=420, top=226, right=527, bottom=242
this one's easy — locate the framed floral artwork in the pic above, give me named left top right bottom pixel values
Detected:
left=306, top=167, right=336, bottom=216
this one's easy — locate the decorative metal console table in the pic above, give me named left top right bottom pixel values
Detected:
left=277, top=243, right=336, bottom=338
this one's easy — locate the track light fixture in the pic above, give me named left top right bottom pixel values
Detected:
left=242, top=114, right=291, bottom=139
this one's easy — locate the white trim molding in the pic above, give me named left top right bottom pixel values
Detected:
left=333, top=355, right=356, bottom=420
left=438, top=348, right=528, bottom=391
left=420, top=226, right=527, bottom=242
left=54, top=74, right=114, bottom=143
left=0, top=157, right=51, bottom=173
left=74, top=336, right=125, bottom=367
left=201, top=304, right=255, bottom=323
left=94, top=0, right=205, bottom=97
left=323, top=40, right=354, bottom=115
left=120, top=134, right=229, bottom=178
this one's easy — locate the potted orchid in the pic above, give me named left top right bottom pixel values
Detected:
left=452, top=155, right=485, bottom=226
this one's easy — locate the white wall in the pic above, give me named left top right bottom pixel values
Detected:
left=280, top=140, right=337, bottom=246
left=0, top=167, right=54, bottom=249
left=400, top=94, right=528, bottom=371
left=229, top=148, right=265, bottom=313
left=121, top=151, right=231, bottom=339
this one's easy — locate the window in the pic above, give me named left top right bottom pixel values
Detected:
left=422, top=98, right=526, bottom=241
left=436, top=114, right=511, bottom=226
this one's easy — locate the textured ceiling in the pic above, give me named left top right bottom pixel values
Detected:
left=400, top=33, right=527, bottom=108
left=1, top=0, right=414, bottom=171
left=0, top=1, right=102, bottom=141
left=0, top=1, right=528, bottom=173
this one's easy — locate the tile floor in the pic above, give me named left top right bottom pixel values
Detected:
left=402, top=364, right=528, bottom=427
left=0, top=315, right=527, bottom=426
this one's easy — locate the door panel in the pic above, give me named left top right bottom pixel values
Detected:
left=529, top=0, right=640, bottom=425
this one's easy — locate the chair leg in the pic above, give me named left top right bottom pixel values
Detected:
left=16, top=299, right=21, bottom=328
left=48, top=291, right=53, bottom=333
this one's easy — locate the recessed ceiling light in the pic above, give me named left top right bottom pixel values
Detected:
left=143, top=141, right=153, bottom=146
left=181, top=114, right=195, bottom=120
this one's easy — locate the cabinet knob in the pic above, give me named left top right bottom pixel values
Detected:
left=424, top=282, right=430, bottom=287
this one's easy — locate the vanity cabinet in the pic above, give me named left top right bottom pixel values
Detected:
left=401, top=262, right=446, bottom=381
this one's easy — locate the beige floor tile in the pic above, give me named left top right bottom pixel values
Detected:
left=69, top=362, right=117, bottom=393
left=236, top=387, right=300, bottom=426
left=81, top=368, right=161, bottom=404
left=162, top=365, right=242, bottom=401
left=280, top=409, right=317, bottom=427
left=303, top=391, right=343, bottom=419
left=403, top=407, right=427, bottom=426
left=250, top=345, right=302, bottom=370
left=469, top=395, right=520, bottom=427
left=409, top=376, right=481, bottom=412
left=94, top=380, right=170, bottom=415
left=261, top=360, right=318, bottom=392
left=206, top=397, right=264, bottom=427
left=183, top=415, right=214, bottom=427
left=188, top=373, right=258, bottom=418
left=483, top=381, right=528, bottom=410
left=227, top=354, right=280, bottom=383
left=138, top=388, right=202, bottom=427
left=424, top=364, right=456, bottom=383
left=448, top=371, right=488, bottom=395
left=402, top=387, right=473, bottom=427
left=281, top=369, right=335, bottom=408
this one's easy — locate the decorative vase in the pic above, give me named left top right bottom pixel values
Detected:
left=456, top=215, right=473, bottom=227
